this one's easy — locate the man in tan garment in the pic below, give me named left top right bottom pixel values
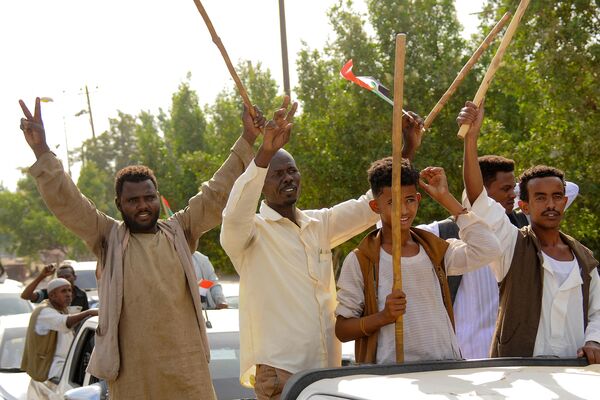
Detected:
left=18, top=97, right=266, bottom=399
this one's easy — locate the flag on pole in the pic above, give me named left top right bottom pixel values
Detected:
left=340, top=59, right=394, bottom=106
left=161, top=195, right=174, bottom=217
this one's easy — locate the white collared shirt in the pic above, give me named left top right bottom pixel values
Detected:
left=220, top=161, right=379, bottom=387
left=465, top=190, right=600, bottom=356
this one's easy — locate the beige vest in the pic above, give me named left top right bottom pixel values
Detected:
left=21, top=302, right=60, bottom=382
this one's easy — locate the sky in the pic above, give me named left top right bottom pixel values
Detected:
left=0, top=0, right=483, bottom=191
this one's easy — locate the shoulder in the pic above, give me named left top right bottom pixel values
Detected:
left=38, top=306, right=60, bottom=318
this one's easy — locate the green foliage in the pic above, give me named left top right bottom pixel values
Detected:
left=0, top=176, right=90, bottom=259
left=477, top=0, right=600, bottom=252
left=291, top=0, right=473, bottom=260
left=4, top=0, right=598, bottom=269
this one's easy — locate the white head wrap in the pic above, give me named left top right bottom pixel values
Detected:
left=47, top=278, right=71, bottom=294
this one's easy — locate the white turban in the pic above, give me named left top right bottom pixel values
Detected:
left=47, top=278, right=71, bottom=294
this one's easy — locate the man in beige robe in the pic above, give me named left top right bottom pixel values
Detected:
left=18, top=97, right=266, bottom=399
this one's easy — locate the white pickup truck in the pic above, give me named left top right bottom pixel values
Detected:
left=0, top=309, right=256, bottom=400
left=281, top=358, right=600, bottom=400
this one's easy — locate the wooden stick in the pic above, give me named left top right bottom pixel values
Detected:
left=191, top=0, right=256, bottom=118
left=392, top=33, right=406, bottom=364
left=423, top=12, right=512, bottom=130
left=457, top=0, right=530, bottom=138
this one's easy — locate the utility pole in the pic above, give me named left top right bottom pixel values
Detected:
left=278, top=0, right=291, bottom=96
left=85, top=85, right=97, bottom=140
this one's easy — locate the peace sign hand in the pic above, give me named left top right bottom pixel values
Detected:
left=19, top=97, right=50, bottom=158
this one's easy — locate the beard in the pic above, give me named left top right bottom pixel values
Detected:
left=121, top=211, right=159, bottom=233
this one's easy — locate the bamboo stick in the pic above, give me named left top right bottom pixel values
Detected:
left=392, top=33, right=406, bottom=364
left=457, top=0, right=530, bottom=138
left=423, top=12, right=512, bottom=130
left=191, top=0, right=256, bottom=118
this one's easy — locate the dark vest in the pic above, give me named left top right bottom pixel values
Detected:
left=491, top=226, right=599, bottom=357
left=352, top=227, right=454, bottom=364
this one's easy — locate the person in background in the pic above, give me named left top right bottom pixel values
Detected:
left=21, top=263, right=89, bottom=311
left=22, top=278, right=97, bottom=399
left=192, top=251, right=228, bottom=309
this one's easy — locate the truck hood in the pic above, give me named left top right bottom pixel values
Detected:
left=0, top=371, right=30, bottom=400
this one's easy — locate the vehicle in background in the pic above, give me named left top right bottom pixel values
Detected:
left=0, top=313, right=31, bottom=400
left=68, top=261, right=98, bottom=308
left=7, top=309, right=255, bottom=400
left=221, top=282, right=239, bottom=309
left=0, top=285, right=32, bottom=317
left=282, top=358, right=599, bottom=400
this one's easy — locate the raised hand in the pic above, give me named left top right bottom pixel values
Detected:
left=402, top=111, right=424, bottom=161
left=262, top=96, right=297, bottom=152
left=254, top=96, right=298, bottom=168
left=241, top=104, right=266, bottom=145
left=40, top=264, right=56, bottom=278
left=19, top=97, right=50, bottom=158
left=419, top=167, right=451, bottom=201
left=457, top=101, right=484, bottom=140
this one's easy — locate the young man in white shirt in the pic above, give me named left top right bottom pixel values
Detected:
left=335, top=157, right=501, bottom=364
left=459, top=101, right=600, bottom=363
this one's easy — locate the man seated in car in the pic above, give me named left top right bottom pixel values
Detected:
left=21, top=278, right=97, bottom=399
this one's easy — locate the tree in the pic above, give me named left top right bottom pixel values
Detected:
left=476, top=0, right=600, bottom=253
left=291, top=0, right=474, bottom=267
left=0, top=175, right=90, bottom=260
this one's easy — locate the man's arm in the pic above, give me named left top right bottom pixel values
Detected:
left=19, top=98, right=113, bottom=258
left=36, top=308, right=98, bottom=333
left=579, top=270, right=600, bottom=363
left=176, top=104, right=267, bottom=248
left=21, top=265, right=54, bottom=302
left=220, top=98, right=297, bottom=269
left=459, top=101, right=485, bottom=205
left=457, top=101, right=518, bottom=280
left=326, top=193, right=380, bottom=249
left=335, top=252, right=406, bottom=342
left=66, top=309, right=98, bottom=329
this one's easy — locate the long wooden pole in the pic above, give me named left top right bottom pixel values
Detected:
left=423, top=12, right=512, bottom=130
left=191, top=0, right=256, bottom=118
left=457, top=0, right=530, bottom=138
left=392, top=33, right=406, bottom=364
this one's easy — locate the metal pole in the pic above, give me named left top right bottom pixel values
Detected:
left=85, top=85, right=97, bottom=140
left=278, top=0, right=291, bottom=96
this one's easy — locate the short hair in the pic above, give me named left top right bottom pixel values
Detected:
left=367, top=156, right=419, bottom=197
left=518, top=165, right=565, bottom=202
left=478, top=155, right=515, bottom=187
left=114, top=165, right=158, bottom=198
left=57, top=264, right=74, bottom=275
